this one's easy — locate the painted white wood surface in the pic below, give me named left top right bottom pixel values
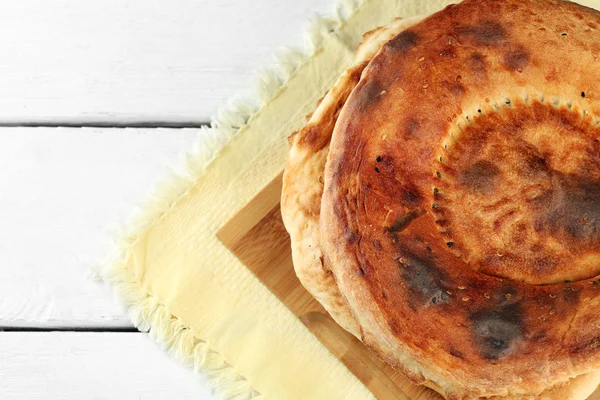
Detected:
left=0, top=332, right=214, bottom=399
left=0, top=127, right=201, bottom=328
left=0, top=0, right=331, bottom=125
left=0, top=1, right=329, bottom=399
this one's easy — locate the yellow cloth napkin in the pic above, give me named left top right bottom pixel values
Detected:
left=102, top=0, right=600, bottom=398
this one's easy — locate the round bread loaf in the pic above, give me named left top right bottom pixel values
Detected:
left=283, top=0, right=600, bottom=397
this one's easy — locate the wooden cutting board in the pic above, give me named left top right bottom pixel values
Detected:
left=217, top=172, right=600, bottom=400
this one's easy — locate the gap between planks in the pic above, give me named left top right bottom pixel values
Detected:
left=0, top=121, right=210, bottom=128
left=0, top=327, right=139, bottom=333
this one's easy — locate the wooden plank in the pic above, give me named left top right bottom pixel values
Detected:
left=0, top=0, right=331, bottom=124
left=0, top=332, right=216, bottom=399
left=0, top=127, right=200, bottom=328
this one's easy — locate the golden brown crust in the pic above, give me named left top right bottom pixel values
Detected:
left=281, top=16, right=425, bottom=338
left=281, top=61, right=366, bottom=337
left=318, top=0, right=600, bottom=398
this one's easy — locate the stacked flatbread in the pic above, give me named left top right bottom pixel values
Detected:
left=282, top=0, right=600, bottom=398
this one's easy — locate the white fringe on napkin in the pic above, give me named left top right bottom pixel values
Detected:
left=98, top=1, right=366, bottom=399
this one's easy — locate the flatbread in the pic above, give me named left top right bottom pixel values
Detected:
left=284, top=0, right=600, bottom=397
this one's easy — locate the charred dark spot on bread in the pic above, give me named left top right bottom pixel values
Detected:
left=502, top=48, right=530, bottom=71
left=469, top=52, right=488, bottom=80
left=387, top=30, right=419, bottom=53
left=470, top=299, right=523, bottom=360
left=524, top=152, right=549, bottom=175
left=457, top=21, right=507, bottom=46
left=541, top=178, right=600, bottom=245
left=397, top=251, right=451, bottom=307
left=403, top=118, right=421, bottom=139
left=457, top=160, right=500, bottom=194
left=346, top=230, right=359, bottom=244
left=354, top=79, right=385, bottom=111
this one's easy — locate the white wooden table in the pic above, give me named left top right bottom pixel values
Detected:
left=0, top=1, right=331, bottom=398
